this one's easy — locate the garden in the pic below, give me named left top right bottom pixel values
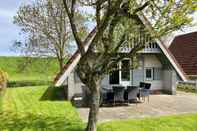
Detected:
left=1, top=59, right=197, bottom=130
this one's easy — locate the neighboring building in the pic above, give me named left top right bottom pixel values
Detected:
left=53, top=14, right=189, bottom=100
left=169, top=31, right=197, bottom=79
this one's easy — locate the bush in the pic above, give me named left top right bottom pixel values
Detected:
left=177, top=84, right=197, bottom=93
left=0, top=69, right=8, bottom=89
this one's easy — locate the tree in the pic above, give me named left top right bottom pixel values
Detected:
left=64, top=0, right=196, bottom=131
left=13, top=0, right=87, bottom=72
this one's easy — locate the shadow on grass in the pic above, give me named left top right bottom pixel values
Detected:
left=0, top=112, right=85, bottom=131
left=40, top=86, right=67, bottom=101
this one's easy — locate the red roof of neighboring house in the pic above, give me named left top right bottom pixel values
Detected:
left=169, top=31, right=197, bottom=76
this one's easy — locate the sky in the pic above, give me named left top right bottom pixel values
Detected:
left=0, top=1, right=196, bottom=56
left=0, top=0, right=28, bottom=56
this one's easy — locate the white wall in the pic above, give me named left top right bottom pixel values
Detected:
left=101, top=75, right=110, bottom=88
left=144, top=55, right=162, bottom=68
left=163, top=70, right=177, bottom=95
left=66, top=54, right=177, bottom=98
left=143, top=55, right=163, bottom=90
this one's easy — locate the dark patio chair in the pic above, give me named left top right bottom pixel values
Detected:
left=139, top=82, right=145, bottom=88
left=106, top=91, right=114, bottom=103
left=100, top=87, right=112, bottom=104
left=112, top=86, right=125, bottom=105
left=126, top=86, right=139, bottom=103
left=140, top=83, right=151, bottom=102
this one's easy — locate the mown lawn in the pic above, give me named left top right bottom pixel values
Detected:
left=0, top=86, right=84, bottom=131
left=98, top=114, right=197, bottom=131
left=1, top=86, right=197, bottom=131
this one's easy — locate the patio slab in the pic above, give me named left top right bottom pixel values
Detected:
left=77, top=91, right=197, bottom=122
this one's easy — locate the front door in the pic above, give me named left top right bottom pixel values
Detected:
left=120, top=59, right=131, bottom=86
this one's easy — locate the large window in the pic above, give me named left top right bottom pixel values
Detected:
left=121, top=60, right=130, bottom=81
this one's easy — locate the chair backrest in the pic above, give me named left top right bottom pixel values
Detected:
left=127, top=86, right=139, bottom=100
left=113, top=86, right=125, bottom=102
left=139, top=82, right=145, bottom=88
left=144, top=83, right=151, bottom=89
left=101, top=87, right=110, bottom=93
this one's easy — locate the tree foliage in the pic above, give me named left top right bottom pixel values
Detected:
left=63, top=0, right=195, bottom=131
left=14, top=0, right=87, bottom=72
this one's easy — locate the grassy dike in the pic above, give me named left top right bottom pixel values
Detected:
left=0, top=56, right=60, bottom=86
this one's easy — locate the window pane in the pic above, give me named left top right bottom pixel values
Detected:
left=121, top=60, right=130, bottom=81
left=153, top=68, right=162, bottom=80
left=109, top=63, right=119, bottom=84
left=146, top=68, right=152, bottom=79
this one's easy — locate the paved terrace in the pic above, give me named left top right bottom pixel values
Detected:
left=78, top=91, right=197, bottom=122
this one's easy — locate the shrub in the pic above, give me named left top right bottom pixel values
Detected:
left=177, top=84, right=197, bottom=93
left=7, top=80, right=51, bottom=88
left=0, top=69, right=8, bottom=89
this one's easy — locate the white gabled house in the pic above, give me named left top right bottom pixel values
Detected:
left=54, top=13, right=188, bottom=100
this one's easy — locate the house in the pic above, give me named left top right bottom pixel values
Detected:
left=169, top=31, right=197, bottom=79
left=53, top=13, right=188, bottom=100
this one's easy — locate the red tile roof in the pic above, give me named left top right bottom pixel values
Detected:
left=169, top=31, right=197, bottom=76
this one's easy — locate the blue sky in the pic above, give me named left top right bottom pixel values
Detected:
left=0, top=1, right=196, bottom=56
left=0, top=0, right=27, bottom=56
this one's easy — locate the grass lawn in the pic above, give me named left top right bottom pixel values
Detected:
left=1, top=86, right=197, bottom=131
left=98, top=114, right=197, bottom=131
left=0, top=86, right=84, bottom=131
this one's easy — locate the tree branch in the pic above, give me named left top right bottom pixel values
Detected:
left=133, top=1, right=150, bottom=14
left=63, top=0, right=85, bottom=55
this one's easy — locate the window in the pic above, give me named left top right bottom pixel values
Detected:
left=145, top=68, right=153, bottom=80
left=109, top=63, right=119, bottom=84
left=121, top=60, right=130, bottom=81
left=153, top=68, right=162, bottom=80
left=145, top=67, right=162, bottom=81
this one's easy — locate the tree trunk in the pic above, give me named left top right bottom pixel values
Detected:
left=58, top=57, right=64, bottom=73
left=86, top=84, right=100, bottom=131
